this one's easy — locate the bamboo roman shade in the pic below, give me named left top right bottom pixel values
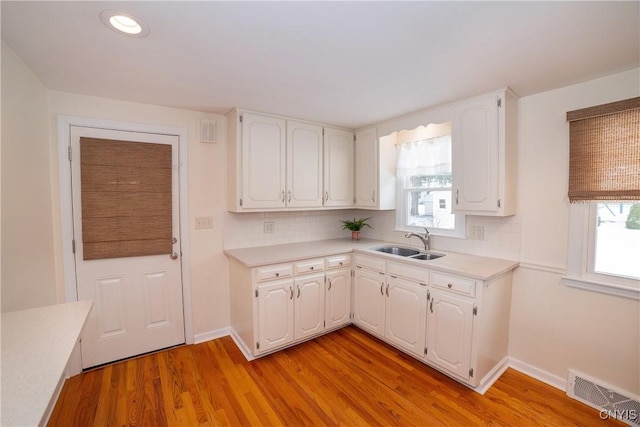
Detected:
left=566, top=97, right=640, bottom=203
left=80, top=137, right=173, bottom=260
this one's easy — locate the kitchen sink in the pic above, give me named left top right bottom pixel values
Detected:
left=373, top=246, right=420, bottom=257
left=372, top=246, right=445, bottom=261
left=409, top=252, right=445, bottom=261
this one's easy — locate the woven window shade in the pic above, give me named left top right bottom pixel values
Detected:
left=80, top=137, right=173, bottom=260
left=566, top=97, right=640, bottom=203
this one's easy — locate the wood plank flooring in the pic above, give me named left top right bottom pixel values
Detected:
left=48, top=326, right=622, bottom=426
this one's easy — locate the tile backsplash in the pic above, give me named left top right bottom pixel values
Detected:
left=223, top=209, right=522, bottom=261
left=223, top=209, right=363, bottom=249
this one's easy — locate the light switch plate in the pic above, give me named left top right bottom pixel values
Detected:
left=195, top=217, right=213, bottom=229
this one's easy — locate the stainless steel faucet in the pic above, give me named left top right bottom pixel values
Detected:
left=405, top=227, right=430, bottom=251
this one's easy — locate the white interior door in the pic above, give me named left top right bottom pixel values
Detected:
left=70, top=126, right=185, bottom=369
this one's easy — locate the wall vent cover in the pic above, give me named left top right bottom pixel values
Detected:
left=200, top=120, right=217, bottom=143
left=567, top=369, right=640, bottom=426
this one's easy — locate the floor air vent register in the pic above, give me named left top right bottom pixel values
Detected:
left=567, top=369, right=640, bottom=426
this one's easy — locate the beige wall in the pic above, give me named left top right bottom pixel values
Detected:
left=510, top=68, right=640, bottom=394
left=1, top=42, right=57, bottom=312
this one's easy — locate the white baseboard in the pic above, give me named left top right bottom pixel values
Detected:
left=229, top=328, right=256, bottom=361
left=509, top=357, right=566, bottom=391
left=193, top=327, right=230, bottom=344
left=475, top=356, right=510, bottom=395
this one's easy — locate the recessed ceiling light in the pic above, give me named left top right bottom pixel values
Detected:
left=100, top=10, right=149, bottom=37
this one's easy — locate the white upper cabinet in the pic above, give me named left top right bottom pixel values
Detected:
left=323, top=127, right=354, bottom=207
left=354, top=127, right=396, bottom=210
left=287, top=121, right=323, bottom=208
left=240, top=112, right=287, bottom=209
left=452, top=89, right=518, bottom=216
left=227, top=109, right=354, bottom=212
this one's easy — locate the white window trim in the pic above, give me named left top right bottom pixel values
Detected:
left=564, top=203, right=640, bottom=300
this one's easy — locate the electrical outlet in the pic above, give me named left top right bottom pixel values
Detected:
left=264, top=221, right=275, bottom=234
left=195, top=216, right=213, bottom=229
left=469, top=226, right=484, bottom=240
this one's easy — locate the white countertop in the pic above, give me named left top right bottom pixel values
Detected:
left=1, top=300, right=93, bottom=427
left=225, top=238, right=518, bottom=280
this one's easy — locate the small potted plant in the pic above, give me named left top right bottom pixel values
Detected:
left=340, top=217, right=372, bottom=240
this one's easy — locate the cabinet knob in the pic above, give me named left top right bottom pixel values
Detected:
left=310, top=266, right=314, bottom=270
left=339, top=261, right=343, bottom=266
left=275, top=273, right=280, bottom=277
left=448, top=283, right=453, bottom=288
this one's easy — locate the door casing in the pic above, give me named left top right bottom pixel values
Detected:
left=57, top=115, right=193, bottom=375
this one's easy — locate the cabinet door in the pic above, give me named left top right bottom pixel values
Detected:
left=287, top=121, right=323, bottom=208
left=294, top=273, right=326, bottom=340
left=425, top=291, right=474, bottom=380
left=355, top=127, right=378, bottom=208
left=323, top=128, right=354, bottom=207
left=325, top=268, right=352, bottom=329
left=257, top=279, right=294, bottom=353
left=353, top=268, right=385, bottom=337
left=452, top=94, right=499, bottom=213
left=385, top=276, right=428, bottom=358
left=241, top=113, right=286, bottom=209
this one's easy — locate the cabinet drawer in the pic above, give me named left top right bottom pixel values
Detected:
left=256, top=263, right=293, bottom=282
left=294, top=258, right=325, bottom=275
left=354, top=254, right=386, bottom=274
left=431, top=272, right=476, bottom=297
left=325, top=254, right=351, bottom=270
left=387, top=262, right=428, bottom=285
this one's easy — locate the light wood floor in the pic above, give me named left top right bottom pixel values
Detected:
left=48, top=326, right=621, bottom=426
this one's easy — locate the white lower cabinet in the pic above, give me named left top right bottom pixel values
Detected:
left=325, top=268, right=352, bottom=329
left=353, top=260, right=386, bottom=337
left=294, top=273, right=326, bottom=340
left=354, top=258, right=428, bottom=359
left=385, top=275, right=428, bottom=358
left=257, top=278, right=295, bottom=353
left=352, top=255, right=512, bottom=391
left=425, top=290, right=474, bottom=380
left=229, top=250, right=512, bottom=393
left=229, top=254, right=351, bottom=358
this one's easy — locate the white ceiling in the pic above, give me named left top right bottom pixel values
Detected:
left=2, top=1, right=638, bottom=129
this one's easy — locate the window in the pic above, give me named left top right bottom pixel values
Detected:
left=565, top=97, right=640, bottom=299
left=593, top=203, right=640, bottom=279
left=394, top=123, right=465, bottom=237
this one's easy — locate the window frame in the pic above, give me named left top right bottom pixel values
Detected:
left=564, top=203, right=640, bottom=300
left=395, top=177, right=466, bottom=239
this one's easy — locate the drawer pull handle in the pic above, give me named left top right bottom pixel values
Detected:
left=385, top=284, right=389, bottom=297
left=328, top=279, right=332, bottom=291
left=448, top=283, right=453, bottom=288
left=380, top=283, right=384, bottom=296
left=289, top=286, right=293, bottom=300
left=419, top=282, right=427, bottom=287
left=297, top=285, right=301, bottom=298
left=430, top=298, right=433, bottom=313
